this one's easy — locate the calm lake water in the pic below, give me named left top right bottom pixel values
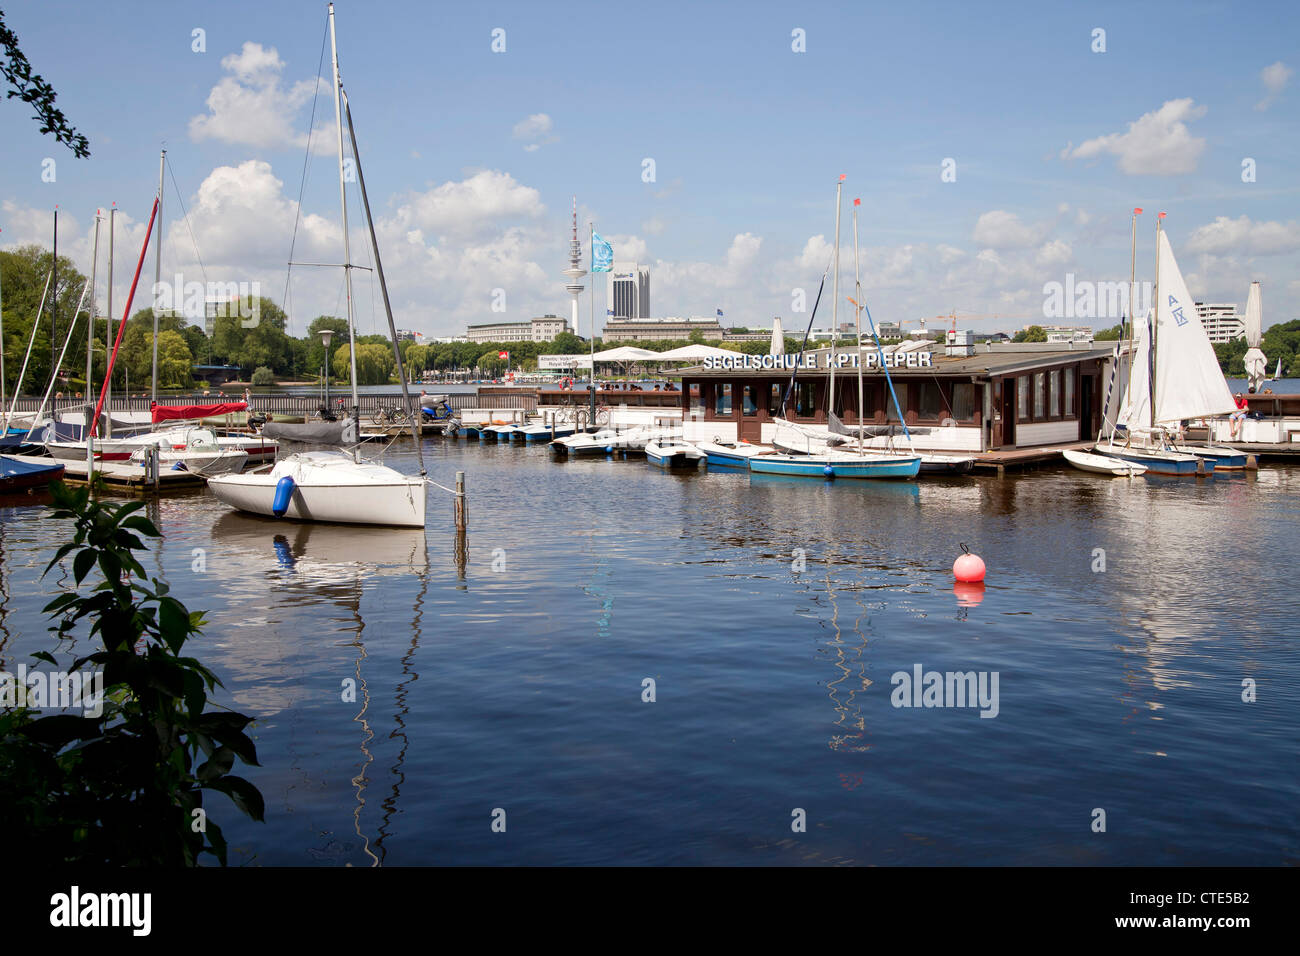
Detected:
left=1, top=443, right=1297, bottom=866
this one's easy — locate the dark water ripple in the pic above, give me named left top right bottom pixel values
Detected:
left=1, top=441, right=1296, bottom=865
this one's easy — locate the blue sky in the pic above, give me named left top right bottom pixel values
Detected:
left=1, top=0, right=1297, bottom=338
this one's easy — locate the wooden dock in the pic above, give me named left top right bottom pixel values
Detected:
left=5, top=455, right=208, bottom=495
left=971, top=441, right=1091, bottom=473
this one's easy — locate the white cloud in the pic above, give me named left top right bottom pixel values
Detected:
left=188, top=42, right=331, bottom=153
left=1060, top=98, right=1207, bottom=175
left=1184, top=215, right=1300, bottom=256
left=605, top=234, right=649, bottom=262
left=392, top=170, right=544, bottom=239
left=1256, top=61, right=1293, bottom=110
left=1036, top=239, right=1073, bottom=266
left=973, top=210, right=1044, bottom=249
left=511, top=113, right=557, bottom=151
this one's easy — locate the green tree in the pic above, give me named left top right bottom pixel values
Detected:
left=0, top=10, right=90, bottom=157
left=1013, top=325, right=1048, bottom=343
left=550, top=331, right=586, bottom=354
left=302, top=316, right=349, bottom=382
left=476, top=350, right=505, bottom=375
left=405, top=344, right=428, bottom=375
left=154, top=330, right=194, bottom=388
left=1094, top=323, right=1124, bottom=341
left=0, top=244, right=90, bottom=394
left=332, top=342, right=395, bottom=385
left=210, top=297, right=293, bottom=375
left=0, top=484, right=263, bottom=864
left=250, top=366, right=275, bottom=386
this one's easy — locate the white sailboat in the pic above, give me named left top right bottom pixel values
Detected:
left=754, top=181, right=920, bottom=480
left=208, top=3, right=425, bottom=528
left=1097, top=220, right=1232, bottom=476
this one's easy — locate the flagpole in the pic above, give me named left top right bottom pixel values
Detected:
left=589, top=221, right=596, bottom=432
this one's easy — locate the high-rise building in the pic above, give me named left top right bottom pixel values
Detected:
left=1195, top=302, right=1244, bottom=344
left=607, top=262, right=650, bottom=319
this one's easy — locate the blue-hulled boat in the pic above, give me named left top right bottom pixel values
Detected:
left=1094, top=443, right=1211, bottom=476
left=1179, top=444, right=1248, bottom=470
left=1, top=455, right=66, bottom=491
left=749, top=452, right=921, bottom=479
left=696, top=439, right=776, bottom=468
left=520, top=422, right=575, bottom=442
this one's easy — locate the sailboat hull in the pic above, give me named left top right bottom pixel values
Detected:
left=207, top=453, right=426, bottom=527
left=749, top=454, right=921, bottom=479
left=1094, top=444, right=1210, bottom=476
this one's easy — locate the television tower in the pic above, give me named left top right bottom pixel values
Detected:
left=561, top=196, right=586, bottom=334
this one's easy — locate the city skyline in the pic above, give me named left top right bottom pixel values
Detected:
left=0, top=0, right=1297, bottom=341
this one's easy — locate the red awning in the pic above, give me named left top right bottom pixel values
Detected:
left=151, top=402, right=248, bottom=424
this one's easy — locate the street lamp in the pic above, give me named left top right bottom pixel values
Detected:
left=320, top=329, right=334, bottom=407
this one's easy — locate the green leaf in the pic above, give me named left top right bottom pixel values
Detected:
left=72, top=547, right=97, bottom=584
left=196, top=746, right=235, bottom=783
left=205, top=775, right=265, bottom=822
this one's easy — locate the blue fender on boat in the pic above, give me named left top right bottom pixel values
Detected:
left=272, top=476, right=296, bottom=517
left=823, top=465, right=835, bottom=478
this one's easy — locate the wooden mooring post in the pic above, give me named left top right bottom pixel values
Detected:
left=454, top=470, right=467, bottom=531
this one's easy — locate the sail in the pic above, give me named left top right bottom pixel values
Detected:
left=1114, top=311, right=1151, bottom=432
left=1243, top=281, right=1262, bottom=347
left=1153, top=232, right=1238, bottom=424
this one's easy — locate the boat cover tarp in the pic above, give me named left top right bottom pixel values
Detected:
left=263, top=419, right=357, bottom=446
left=152, top=402, right=247, bottom=424
left=1, top=456, right=65, bottom=480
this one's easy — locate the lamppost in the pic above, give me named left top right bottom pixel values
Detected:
left=320, top=329, right=334, bottom=407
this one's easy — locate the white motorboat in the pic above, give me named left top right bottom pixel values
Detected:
left=550, top=427, right=647, bottom=456
left=128, top=428, right=249, bottom=476
left=207, top=452, right=426, bottom=527
left=645, top=438, right=704, bottom=468
left=918, top=453, right=976, bottom=474
left=1063, top=449, right=1147, bottom=476
left=46, top=426, right=276, bottom=464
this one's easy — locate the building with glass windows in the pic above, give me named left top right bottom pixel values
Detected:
left=675, top=340, right=1117, bottom=451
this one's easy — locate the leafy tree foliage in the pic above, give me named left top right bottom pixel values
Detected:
left=1013, top=325, right=1048, bottom=343
left=0, top=9, right=90, bottom=157
left=0, top=483, right=264, bottom=865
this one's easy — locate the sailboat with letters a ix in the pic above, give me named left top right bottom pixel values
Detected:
left=1098, top=216, right=1234, bottom=475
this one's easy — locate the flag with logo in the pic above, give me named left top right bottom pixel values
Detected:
left=498, top=350, right=509, bottom=361
left=592, top=232, right=613, bottom=272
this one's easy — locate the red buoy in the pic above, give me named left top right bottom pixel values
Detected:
left=953, top=542, right=986, bottom=583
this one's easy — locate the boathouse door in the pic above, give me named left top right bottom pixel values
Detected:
left=1079, top=375, right=1094, bottom=440
left=1001, top=378, right=1016, bottom=447
left=739, top=383, right=763, bottom=442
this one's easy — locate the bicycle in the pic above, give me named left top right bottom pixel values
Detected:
left=371, top=403, right=410, bottom=426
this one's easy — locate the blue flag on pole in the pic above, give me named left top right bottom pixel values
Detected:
left=716, top=308, right=724, bottom=317
left=592, top=232, right=613, bottom=273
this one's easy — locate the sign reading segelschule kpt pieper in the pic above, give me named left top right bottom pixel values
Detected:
left=702, top=351, right=935, bottom=371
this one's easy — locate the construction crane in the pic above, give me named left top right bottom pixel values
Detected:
left=922, top=311, right=1040, bottom=335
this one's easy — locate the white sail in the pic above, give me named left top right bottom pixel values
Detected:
left=1153, top=231, right=1237, bottom=424
left=1114, top=311, right=1151, bottom=433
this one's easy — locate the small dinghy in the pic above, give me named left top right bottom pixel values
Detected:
left=1064, top=449, right=1147, bottom=476
left=645, top=439, right=704, bottom=468
left=695, top=440, right=776, bottom=467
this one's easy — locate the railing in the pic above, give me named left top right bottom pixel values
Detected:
left=537, top=388, right=682, bottom=408
left=3, top=389, right=537, bottom=420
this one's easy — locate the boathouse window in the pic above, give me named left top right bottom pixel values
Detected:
left=1017, top=376, right=1029, bottom=420
left=951, top=383, right=977, bottom=422
left=742, top=385, right=759, bottom=416
left=715, top=383, right=732, bottom=416
left=887, top=383, right=909, bottom=421
left=919, top=382, right=944, bottom=420
left=795, top=382, right=817, bottom=418
left=1049, top=370, right=1061, bottom=417
left=1064, top=368, right=1076, bottom=417
left=1033, top=372, right=1046, bottom=419
left=768, top=384, right=782, bottom=416
left=689, top=384, right=703, bottom=419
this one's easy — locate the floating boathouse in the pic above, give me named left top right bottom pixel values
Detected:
left=677, top=339, right=1118, bottom=452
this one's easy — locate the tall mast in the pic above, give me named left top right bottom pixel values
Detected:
left=342, top=89, right=425, bottom=476
left=852, top=197, right=864, bottom=450
left=1150, top=212, right=1165, bottom=431
left=328, top=2, right=360, bottom=420
left=828, top=175, right=843, bottom=418
left=49, top=207, right=57, bottom=379
left=152, top=148, right=165, bottom=404
left=86, top=210, right=102, bottom=420
left=106, top=206, right=115, bottom=436
left=589, top=220, right=596, bottom=430
left=0, top=226, right=6, bottom=419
